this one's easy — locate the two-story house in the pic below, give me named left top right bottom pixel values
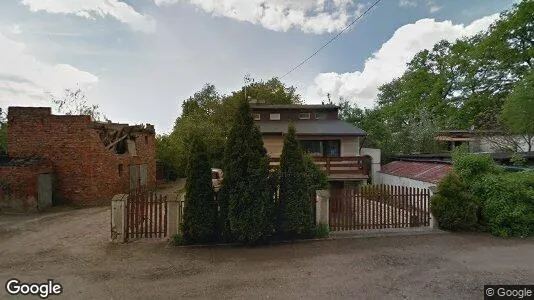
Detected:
left=251, top=103, right=377, bottom=188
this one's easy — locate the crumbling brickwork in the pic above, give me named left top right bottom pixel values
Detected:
left=0, top=158, right=53, bottom=211
left=6, top=107, right=156, bottom=206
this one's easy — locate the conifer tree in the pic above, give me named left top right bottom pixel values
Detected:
left=219, top=98, right=274, bottom=243
left=278, top=125, right=314, bottom=237
left=181, top=134, right=218, bottom=243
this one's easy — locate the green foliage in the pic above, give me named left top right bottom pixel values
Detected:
left=471, top=172, right=534, bottom=237
left=219, top=98, right=274, bottom=244
left=510, top=153, right=528, bottom=166
left=302, top=152, right=328, bottom=195
left=181, top=135, right=218, bottom=244
left=451, top=148, right=502, bottom=184
left=314, top=223, right=329, bottom=238
left=431, top=173, right=479, bottom=231
left=277, top=124, right=314, bottom=238
left=501, top=70, right=534, bottom=149
left=337, top=1, right=534, bottom=159
left=158, top=79, right=301, bottom=177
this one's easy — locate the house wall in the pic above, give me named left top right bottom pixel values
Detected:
left=252, top=108, right=338, bottom=121
left=376, top=172, right=436, bottom=190
left=477, top=136, right=534, bottom=153
left=0, top=162, right=53, bottom=212
left=7, top=107, right=156, bottom=206
left=262, top=135, right=361, bottom=158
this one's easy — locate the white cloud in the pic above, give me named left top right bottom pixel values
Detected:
left=429, top=5, right=442, bottom=13
left=0, top=32, right=98, bottom=107
left=20, top=0, right=155, bottom=33
left=305, top=14, right=500, bottom=108
left=399, top=0, right=417, bottom=7
left=153, top=0, right=364, bottom=34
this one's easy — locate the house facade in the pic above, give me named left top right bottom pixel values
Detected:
left=251, top=103, right=379, bottom=187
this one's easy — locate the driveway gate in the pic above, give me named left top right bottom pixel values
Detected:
left=329, top=185, right=431, bottom=231
left=125, top=187, right=167, bottom=240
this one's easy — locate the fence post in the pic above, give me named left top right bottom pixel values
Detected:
left=316, top=190, right=330, bottom=230
left=166, top=194, right=180, bottom=240
left=111, top=194, right=128, bottom=243
left=428, top=186, right=437, bottom=229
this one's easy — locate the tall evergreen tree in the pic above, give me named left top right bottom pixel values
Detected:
left=219, top=98, right=274, bottom=243
left=181, top=134, right=218, bottom=243
left=278, top=125, right=314, bottom=237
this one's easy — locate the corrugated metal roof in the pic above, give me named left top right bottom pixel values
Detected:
left=379, top=161, right=452, bottom=184
left=256, top=120, right=366, bottom=136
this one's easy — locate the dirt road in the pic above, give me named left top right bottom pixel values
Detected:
left=1, top=207, right=533, bottom=299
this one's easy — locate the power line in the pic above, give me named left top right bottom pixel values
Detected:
left=279, top=0, right=382, bottom=79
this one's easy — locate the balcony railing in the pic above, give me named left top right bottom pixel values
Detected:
left=270, top=156, right=372, bottom=177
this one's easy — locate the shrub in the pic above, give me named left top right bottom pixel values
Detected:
left=303, top=152, right=328, bottom=195
left=277, top=125, right=314, bottom=238
left=181, top=134, right=218, bottom=244
left=472, top=172, right=534, bottom=237
left=430, top=173, right=479, bottom=231
left=219, top=98, right=274, bottom=244
left=452, top=149, right=502, bottom=184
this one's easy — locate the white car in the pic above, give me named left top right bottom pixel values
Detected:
left=212, top=168, right=223, bottom=192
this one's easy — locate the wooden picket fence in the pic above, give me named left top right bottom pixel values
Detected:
left=329, top=185, right=431, bottom=231
left=125, top=187, right=168, bottom=240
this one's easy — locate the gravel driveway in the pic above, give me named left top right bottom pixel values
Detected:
left=0, top=207, right=533, bottom=300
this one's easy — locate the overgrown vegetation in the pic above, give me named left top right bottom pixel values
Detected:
left=180, top=134, right=218, bottom=244
left=432, top=148, right=534, bottom=237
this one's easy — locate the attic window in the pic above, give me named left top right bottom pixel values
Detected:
left=299, top=113, right=311, bottom=120
left=315, top=113, right=326, bottom=120
left=253, top=113, right=261, bottom=121
left=269, top=113, right=280, bottom=120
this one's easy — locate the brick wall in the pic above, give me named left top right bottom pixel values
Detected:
left=7, top=107, right=156, bottom=206
left=0, top=160, right=53, bottom=212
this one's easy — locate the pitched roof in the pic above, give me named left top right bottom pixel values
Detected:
left=379, top=161, right=452, bottom=184
left=256, top=120, right=366, bottom=136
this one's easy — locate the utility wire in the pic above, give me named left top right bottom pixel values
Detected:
left=280, top=0, right=382, bottom=79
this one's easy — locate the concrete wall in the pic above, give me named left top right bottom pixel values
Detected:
left=361, top=148, right=381, bottom=184
left=7, top=107, right=156, bottom=206
left=376, top=173, right=436, bottom=190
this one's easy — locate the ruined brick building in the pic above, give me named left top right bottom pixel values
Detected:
left=0, top=107, right=156, bottom=211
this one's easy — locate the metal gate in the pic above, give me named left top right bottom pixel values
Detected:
left=37, top=173, right=53, bottom=210
left=329, top=185, right=431, bottom=231
left=125, top=187, right=167, bottom=240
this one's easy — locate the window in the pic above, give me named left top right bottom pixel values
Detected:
left=253, top=113, right=261, bottom=121
left=269, top=113, right=280, bottom=120
left=118, top=164, right=123, bottom=177
left=298, top=113, right=311, bottom=120
left=315, top=113, right=326, bottom=120
left=144, top=136, right=148, bottom=144
left=300, top=140, right=323, bottom=157
left=300, top=140, right=340, bottom=157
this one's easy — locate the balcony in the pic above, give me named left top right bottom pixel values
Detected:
left=269, top=156, right=372, bottom=180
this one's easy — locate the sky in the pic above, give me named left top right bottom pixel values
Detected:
left=0, top=0, right=520, bottom=133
